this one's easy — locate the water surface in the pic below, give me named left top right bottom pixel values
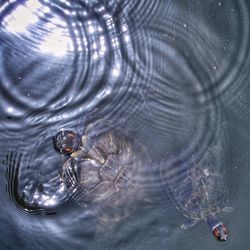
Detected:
left=0, top=0, right=250, bottom=249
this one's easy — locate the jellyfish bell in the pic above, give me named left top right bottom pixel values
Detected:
left=52, top=130, right=81, bottom=156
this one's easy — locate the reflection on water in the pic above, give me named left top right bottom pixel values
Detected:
left=0, top=0, right=250, bottom=249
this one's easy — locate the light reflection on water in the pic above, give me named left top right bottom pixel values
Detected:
left=0, top=0, right=250, bottom=249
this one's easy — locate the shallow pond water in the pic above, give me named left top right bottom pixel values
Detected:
left=0, top=0, right=250, bottom=249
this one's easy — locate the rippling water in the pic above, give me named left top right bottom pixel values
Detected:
left=1, top=0, right=250, bottom=249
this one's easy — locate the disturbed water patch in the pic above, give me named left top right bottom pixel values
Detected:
left=0, top=0, right=250, bottom=249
